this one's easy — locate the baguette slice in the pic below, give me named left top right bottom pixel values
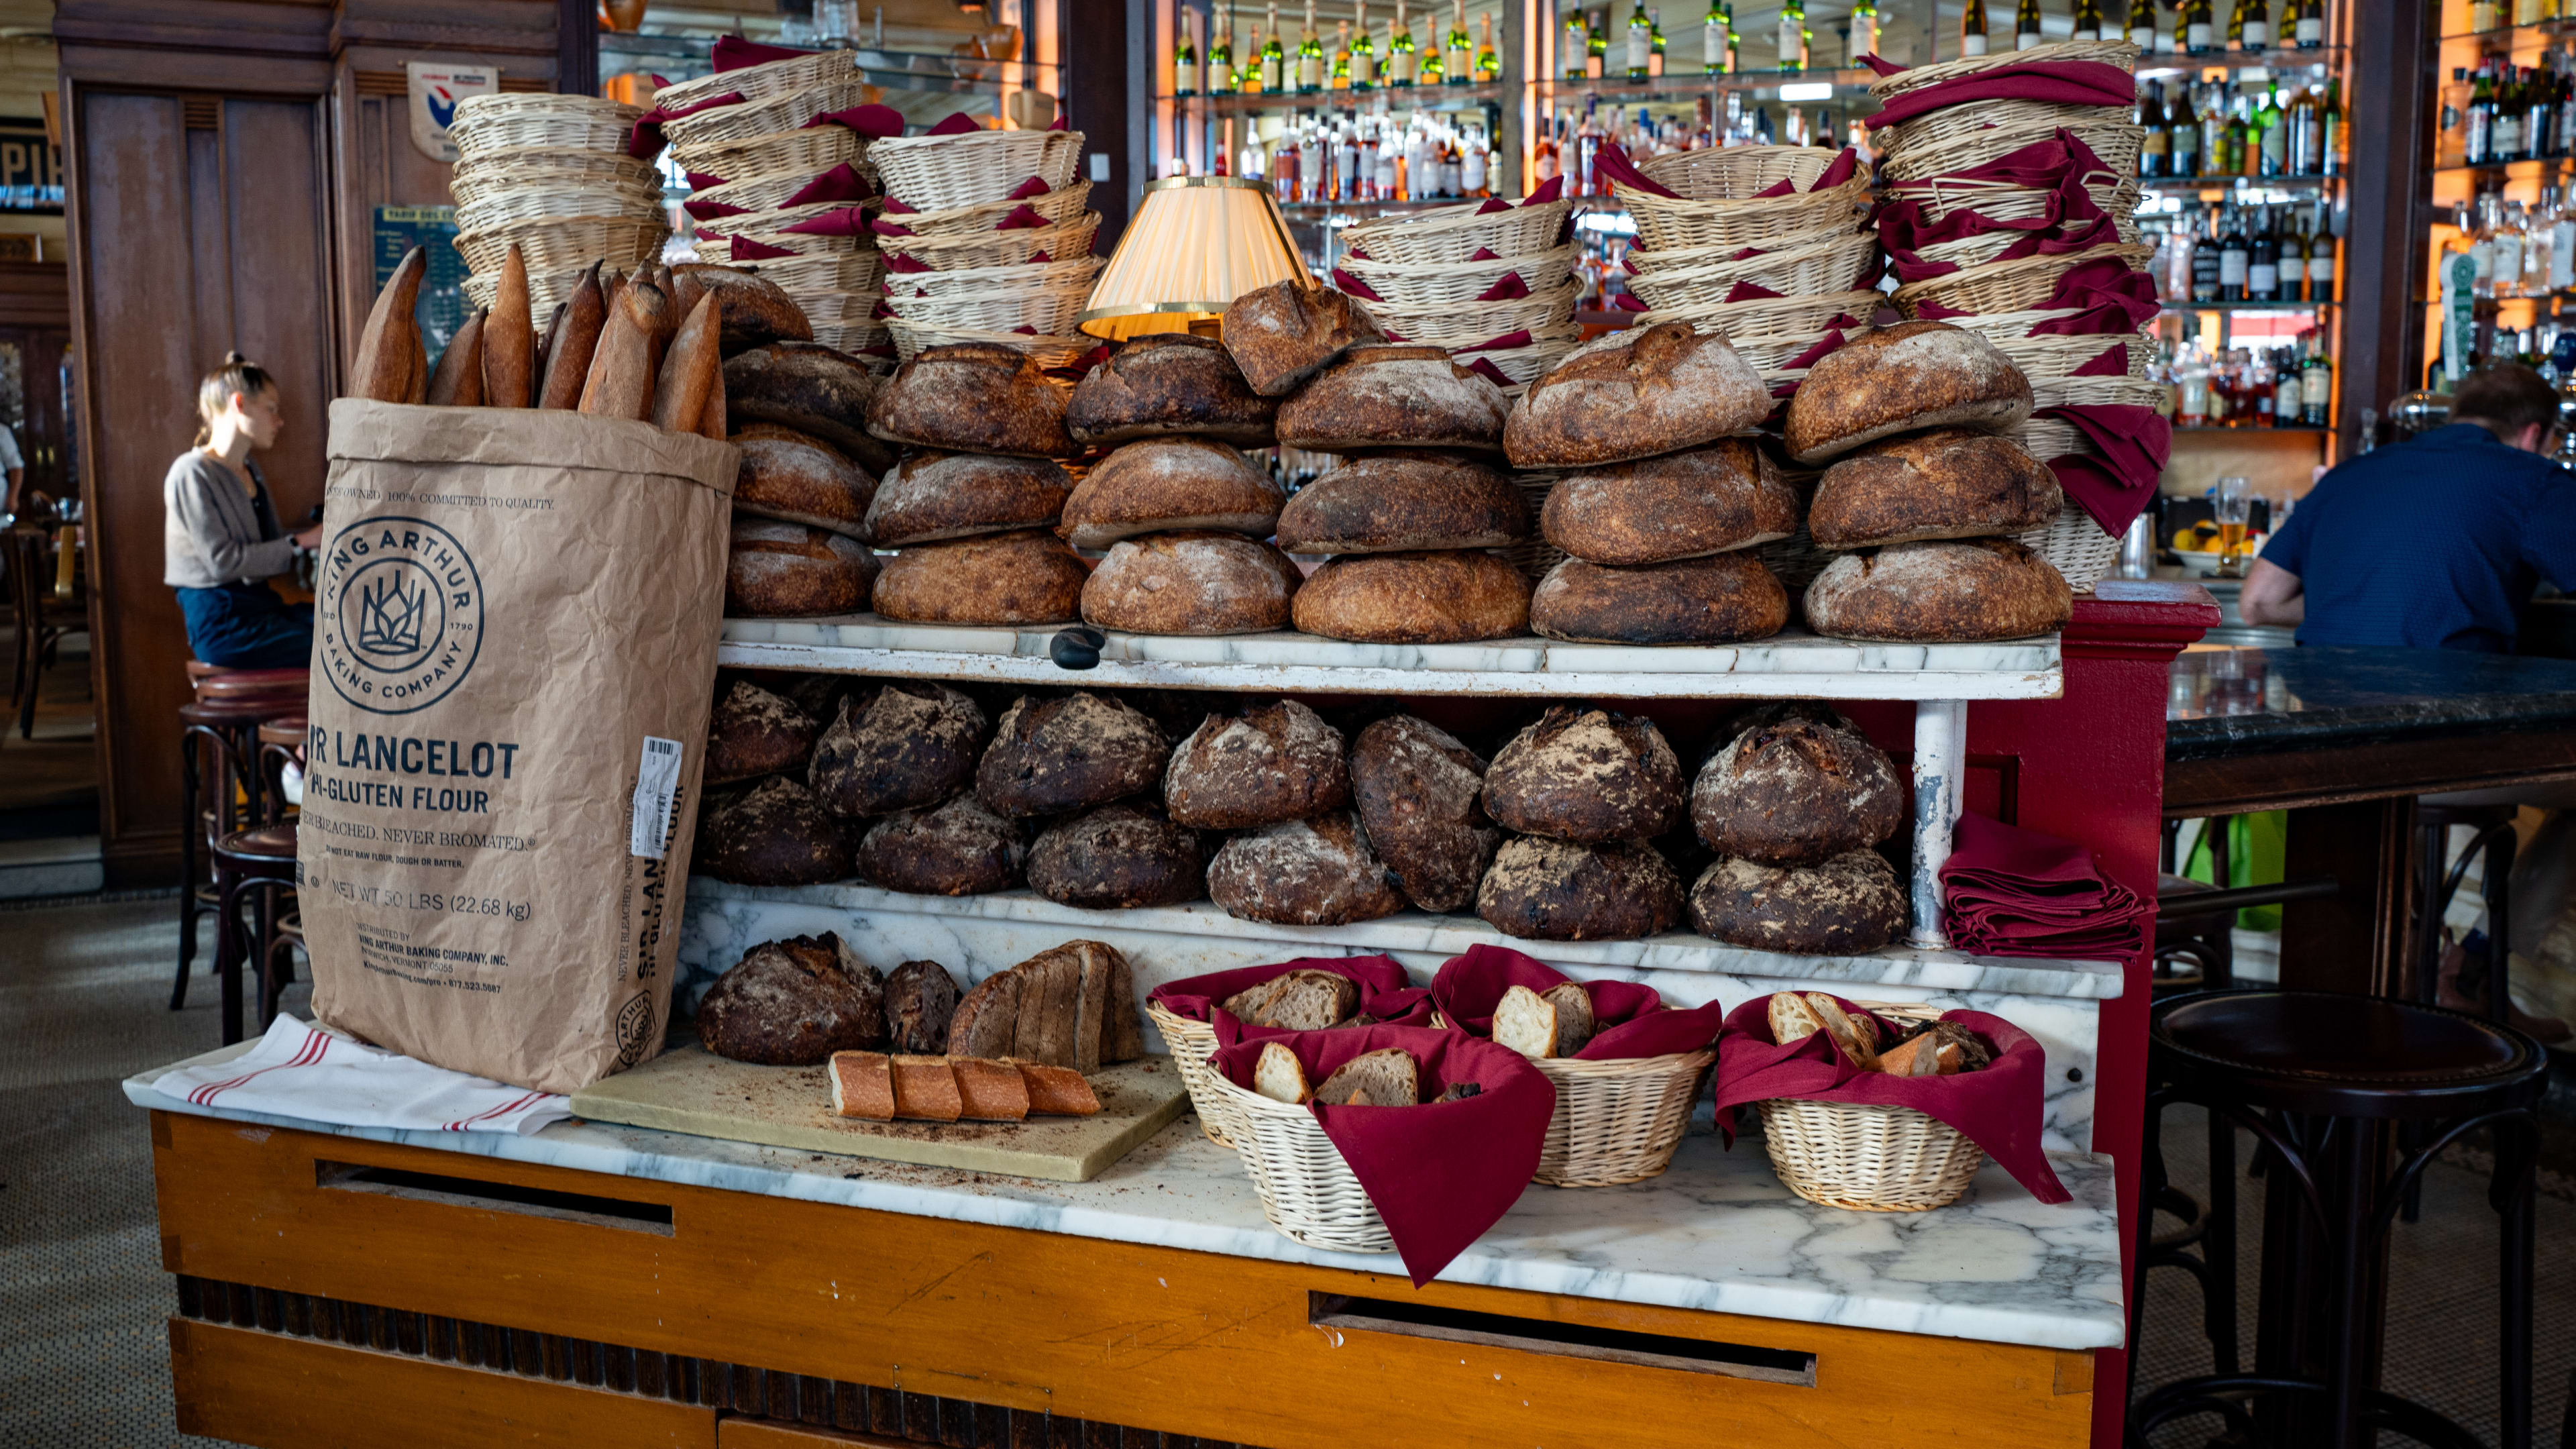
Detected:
left=350, top=245, right=427, bottom=404
left=890, top=1054, right=963, bottom=1122
left=423, top=307, right=487, bottom=407
left=1010, top=1059, right=1102, bottom=1115
left=827, top=1051, right=895, bottom=1120
left=952, top=1057, right=1033, bottom=1120
left=1315, top=1046, right=1418, bottom=1107
left=484, top=242, right=534, bottom=409
left=1252, top=1040, right=1311, bottom=1104
left=1802, top=992, right=1880, bottom=1069
left=1541, top=983, right=1596, bottom=1055
left=1876, top=1032, right=1952, bottom=1077
left=1768, top=991, right=1825, bottom=1045
left=1492, top=983, right=1560, bottom=1059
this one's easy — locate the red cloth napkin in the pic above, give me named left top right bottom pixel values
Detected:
left=2071, top=341, right=2131, bottom=376
left=1524, top=175, right=1565, bottom=204
left=729, top=235, right=799, bottom=261
left=685, top=169, right=730, bottom=190
left=1723, top=280, right=1785, bottom=302
left=1452, top=329, right=1536, bottom=353
left=1148, top=955, right=1429, bottom=1026
left=2037, top=404, right=2171, bottom=535
left=686, top=198, right=751, bottom=220
left=713, top=35, right=810, bottom=70
left=1812, top=146, right=1861, bottom=189
left=626, top=90, right=743, bottom=158
left=1329, top=268, right=1383, bottom=301
left=1030, top=248, right=1058, bottom=262
left=803, top=104, right=908, bottom=138
left=1468, top=246, right=1501, bottom=261
left=881, top=196, right=918, bottom=215
left=1927, top=129, right=2118, bottom=191
left=2036, top=259, right=2161, bottom=329
left=1474, top=197, right=1514, bottom=215
left=929, top=112, right=985, bottom=136
left=1207, top=1024, right=1554, bottom=1284
left=786, top=206, right=875, bottom=237
left=1428, top=945, right=1725, bottom=1061
left=1782, top=330, right=1854, bottom=370
left=1866, top=62, right=2139, bottom=130
left=1464, top=357, right=1515, bottom=387
left=1613, top=292, right=1652, bottom=312
left=884, top=252, right=933, bottom=273
left=1476, top=272, right=1532, bottom=301
left=1710, top=992, right=2071, bottom=1203
left=1007, top=175, right=1054, bottom=201
left=1941, top=812, right=2151, bottom=961
left=787, top=162, right=875, bottom=208
left=996, top=203, right=1051, bottom=230
left=1593, top=144, right=1676, bottom=199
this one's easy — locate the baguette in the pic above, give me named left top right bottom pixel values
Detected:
left=1010, top=1059, right=1102, bottom=1115
left=484, top=243, right=535, bottom=409
left=695, top=364, right=729, bottom=441
left=890, top=1053, right=964, bottom=1122
left=952, top=1057, right=1032, bottom=1120
left=602, top=265, right=630, bottom=323
left=653, top=292, right=722, bottom=433
left=827, top=1051, right=896, bottom=1120
left=349, top=244, right=427, bottom=403
left=537, top=265, right=605, bottom=409
left=423, top=307, right=488, bottom=407
left=579, top=281, right=670, bottom=421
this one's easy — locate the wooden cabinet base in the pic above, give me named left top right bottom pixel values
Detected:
left=153, top=1111, right=2098, bottom=1448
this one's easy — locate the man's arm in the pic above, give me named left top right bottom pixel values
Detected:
left=2240, top=557, right=2305, bottom=626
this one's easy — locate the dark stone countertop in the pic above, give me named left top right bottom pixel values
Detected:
left=2166, top=646, right=2576, bottom=761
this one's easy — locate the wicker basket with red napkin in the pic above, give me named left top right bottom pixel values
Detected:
left=1146, top=955, right=1432, bottom=1147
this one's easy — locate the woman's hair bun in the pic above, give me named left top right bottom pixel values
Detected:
left=223, top=350, right=246, bottom=366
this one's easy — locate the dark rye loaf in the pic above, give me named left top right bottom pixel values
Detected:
left=857, top=792, right=1025, bottom=896
left=1025, top=802, right=1208, bottom=908
left=731, top=429, right=877, bottom=543
left=1065, top=332, right=1279, bottom=446
left=1804, top=538, right=2072, bottom=642
left=1483, top=706, right=1685, bottom=844
left=723, top=341, right=898, bottom=474
left=1081, top=533, right=1302, bottom=637
left=1782, top=321, right=2034, bottom=464
left=1807, top=429, right=2062, bottom=549
left=1528, top=553, right=1789, bottom=645
left=1163, top=697, right=1350, bottom=830
left=1291, top=551, right=1532, bottom=644
left=976, top=692, right=1170, bottom=817
left=1057, top=437, right=1283, bottom=549
left=1274, top=451, right=1532, bottom=555
left=1539, top=439, right=1799, bottom=564
left=1274, top=345, right=1510, bottom=453
left=1220, top=279, right=1385, bottom=397
left=695, top=932, right=882, bottom=1065
left=871, top=529, right=1087, bottom=626
left=1690, top=708, right=1903, bottom=866
left=882, top=959, right=962, bottom=1054
left=1688, top=850, right=1907, bottom=955
left=726, top=518, right=878, bottom=618
left=706, top=680, right=818, bottom=784
left=1350, top=714, right=1499, bottom=913
left=1475, top=837, right=1683, bottom=942
left=696, top=776, right=851, bottom=885
left=808, top=682, right=987, bottom=818
left=1502, top=322, right=1771, bottom=470
left=1207, top=811, right=1407, bottom=926
left=865, top=342, right=1074, bottom=458
left=865, top=451, right=1073, bottom=547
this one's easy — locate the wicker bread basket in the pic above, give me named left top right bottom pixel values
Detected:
left=1890, top=175, right=2137, bottom=229
left=1620, top=174, right=1870, bottom=254
left=1626, top=232, right=1880, bottom=309
left=1532, top=1049, right=1717, bottom=1187
left=884, top=319, right=1092, bottom=368
left=1890, top=244, right=2155, bottom=318
left=1202, top=1069, right=1396, bottom=1252
left=883, top=284, right=1091, bottom=337
left=886, top=254, right=1106, bottom=300
left=1334, top=246, right=1578, bottom=308
left=870, top=128, right=1086, bottom=211
left=449, top=95, right=643, bottom=159
left=2027, top=374, right=2166, bottom=411
left=1880, top=103, right=2139, bottom=164
left=691, top=229, right=867, bottom=260
left=2019, top=504, right=2119, bottom=590
left=1635, top=143, right=1847, bottom=200
left=875, top=182, right=1093, bottom=241
left=453, top=215, right=668, bottom=281
left=1994, top=329, right=2153, bottom=378
left=1868, top=38, right=2139, bottom=99
left=687, top=166, right=873, bottom=219
left=1464, top=326, right=1584, bottom=386
left=808, top=320, right=894, bottom=357
left=1879, top=119, right=2146, bottom=186
left=450, top=149, right=658, bottom=210
left=1721, top=329, right=1847, bottom=371
left=737, top=250, right=884, bottom=294
left=454, top=188, right=661, bottom=237
left=1371, top=284, right=1580, bottom=346
left=653, top=49, right=859, bottom=113
left=1341, top=198, right=1575, bottom=266
left=1636, top=288, right=1882, bottom=339
left=672, top=126, right=867, bottom=186
left=692, top=199, right=871, bottom=239
left=882, top=213, right=1102, bottom=271
left=665, top=83, right=876, bottom=150
left=1147, top=1001, right=1241, bottom=1147
left=1752, top=1002, right=1985, bottom=1211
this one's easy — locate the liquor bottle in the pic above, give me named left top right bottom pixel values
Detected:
left=2141, top=81, right=2172, bottom=176
left=2466, top=64, right=2494, bottom=165
left=2127, top=0, right=2159, bottom=48
left=1350, top=0, right=1375, bottom=87
left=1177, top=9, right=1199, bottom=97
left=2184, top=0, right=2213, bottom=52
left=2279, top=205, right=2308, bottom=299
left=1462, top=122, right=1490, bottom=195
left=2222, top=84, right=2249, bottom=172
left=2286, top=72, right=2320, bottom=172
left=2302, top=206, right=2332, bottom=299
left=2199, top=81, right=2230, bottom=170
left=2191, top=205, right=2223, bottom=301
left=2169, top=82, right=2203, bottom=174
left=2300, top=345, right=2330, bottom=425
left=2553, top=185, right=2576, bottom=290
left=2233, top=0, right=2267, bottom=51
left=1419, top=36, right=1445, bottom=82
left=1260, top=5, right=1285, bottom=91
left=1477, top=13, right=1500, bottom=80
left=1781, top=0, right=1808, bottom=68
left=1651, top=8, right=1669, bottom=74
left=2074, top=0, right=2105, bottom=40
left=1336, top=120, right=1358, bottom=197
left=2294, top=0, right=2322, bottom=44
left=1962, top=0, right=1992, bottom=54
left=1705, top=0, right=1729, bottom=71
left=2016, top=0, right=2045, bottom=48
left=1390, top=1, right=1418, bottom=84
left=1534, top=113, right=1561, bottom=182
left=2525, top=189, right=2554, bottom=292
left=1298, top=2, right=1324, bottom=91
left=2320, top=72, right=2343, bottom=173
left=1444, top=0, right=1471, bottom=80
left=2497, top=200, right=2530, bottom=295
left=1629, top=0, right=1654, bottom=77
left=1211, top=11, right=1235, bottom=92
left=2247, top=206, right=2279, bottom=301
left=1850, top=0, right=1881, bottom=61
left=2497, top=67, right=2524, bottom=162
left=2271, top=346, right=2300, bottom=429
left=1565, top=7, right=1589, bottom=78
left=2219, top=205, right=2249, bottom=300
left=2256, top=78, right=2288, bottom=174
left=2528, top=60, right=2557, bottom=158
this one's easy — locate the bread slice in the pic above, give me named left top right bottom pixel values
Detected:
left=890, top=1055, right=963, bottom=1122
left=1225, top=969, right=1362, bottom=1030
left=1541, top=983, right=1596, bottom=1055
left=1767, top=991, right=1826, bottom=1044
left=1009, top=1059, right=1104, bottom=1115
left=1801, top=993, right=1880, bottom=1069
left=1492, top=984, right=1560, bottom=1059
left=1104, top=946, right=1144, bottom=1063
left=1069, top=942, right=1112, bottom=1075
left=1013, top=949, right=1080, bottom=1069
left=1314, top=1047, right=1419, bottom=1107
left=1253, top=1041, right=1312, bottom=1104
left=1876, top=1032, right=1951, bottom=1077
left=947, top=971, right=1022, bottom=1058
left=952, top=1057, right=1034, bottom=1120
left=827, top=1051, right=895, bottom=1120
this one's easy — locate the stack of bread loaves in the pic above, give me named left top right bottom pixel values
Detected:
left=869, top=124, right=1098, bottom=368
left=1500, top=321, right=1795, bottom=645
left=1331, top=189, right=1582, bottom=396
left=1213, top=279, right=1536, bottom=645
left=449, top=94, right=663, bottom=321
left=1778, top=320, right=2075, bottom=643
left=659, top=50, right=888, bottom=362
left=857, top=342, right=1088, bottom=627
left=1473, top=706, right=1688, bottom=941
left=1683, top=704, right=1909, bottom=955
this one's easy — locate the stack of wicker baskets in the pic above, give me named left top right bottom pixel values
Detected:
left=1619, top=146, right=1879, bottom=396
left=1872, top=40, right=2161, bottom=588
left=449, top=94, right=664, bottom=321
left=657, top=50, right=888, bottom=359
left=868, top=127, right=1098, bottom=368
left=1334, top=195, right=1582, bottom=396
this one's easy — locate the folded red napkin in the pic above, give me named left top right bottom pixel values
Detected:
left=881, top=195, right=918, bottom=215
left=1723, top=280, right=1785, bottom=302
left=713, top=35, right=812, bottom=70
left=929, top=111, right=985, bottom=136
left=729, top=235, right=799, bottom=261
left=626, top=89, right=743, bottom=158
left=786, top=206, right=875, bottom=237
left=1812, top=146, right=1861, bottom=190
left=996, top=204, right=1051, bottom=230
left=1463, top=357, right=1515, bottom=387
left=1451, top=329, right=1536, bottom=353
left=1782, top=329, right=1854, bottom=370
left=1866, top=62, right=2139, bottom=130
left=1940, top=811, right=2152, bottom=959
left=786, top=162, right=875, bottom=208
left=2037, top=258, right=2161, bottom=329
left=1207, top=1024, right=1554, bottom=1283
left=1007, top=174, right=1053, bottom=201
left=1329, top=267, right=1383, bottom=301
left=1928, top=129, right=2118, bottom=192
left=1524, top=176, right=1565, bottom=204
left=2036, top=404, right=2171, bottom=535
left=1468, top=246, right=1501, bottom=261
left=1149, top=954, right=1428, bottom=1026
left=1029, top=248, right=1057, bottom=263
left=802, top=104, right=908, bottom=139
left=1429, top=944, right=1725, bottom=1060
left=1613, top=292, right=1652, bottom=312
left=685, top=169, right=729, bottom=190
left=883, top=252, right=933, bottom=274
left=2070, top=341, right=2131, bottom=376
left=1474, top=197, right=1513, bottom=215
left=1593, top=144, right=1675, bottom=199
left=685, top=198, right=751, bottom=220
left=1477, top=272, right=1532, bottom=301
left=1710, top=992, right=2071, bottom=1203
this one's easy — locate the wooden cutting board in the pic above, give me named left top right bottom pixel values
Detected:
left=569, top=1044, right=1190, bottom=1182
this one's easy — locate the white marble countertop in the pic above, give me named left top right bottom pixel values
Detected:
left=125, top=1049, right=2125, bottom=1354
left=719, top=615, right=2065, bottom=701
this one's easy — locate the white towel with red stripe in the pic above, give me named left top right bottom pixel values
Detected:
left=150, top=1016, right=571, bottom=1135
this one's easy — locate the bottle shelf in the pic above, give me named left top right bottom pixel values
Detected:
left=2439, top=18, right=2576, bottom=44
left=2139, top=173, right=2344, bottom=191
left=2165, top=299, right=2339, bottom=311
left=2434, top=154, right=2576, bottom=174
left=1167, top=79, right=1513, bottom=113
left=1165, top=67, right=1889, bottom=115
left=2133, top=42, right=2347, bottom=78
left=2171, top=423, right=2333, bottom=433
left=1273, top=196, right=1483, bottom=216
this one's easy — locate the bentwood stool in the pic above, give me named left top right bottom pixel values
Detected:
left=174, top=669, right=305, bottom=1013
left=2129, top=989, right=2546, bottom=1449
left=211, top=822, right=299, bottom=1044
left=2153, top=872, right=2237, bottom=998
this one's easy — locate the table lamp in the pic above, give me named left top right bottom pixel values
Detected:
left=1077, top=175, right=1311, bottom=341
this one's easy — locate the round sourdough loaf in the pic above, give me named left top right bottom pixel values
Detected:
left=1220, top=278, right=1386, bottom=397
left=672, top=265, right=815, bottom=354
left=807, top=681, right=989, bottom=817
left=1690, top=706, right=1902, bottom=865
left=1782, top=321, right=2033, bottom=464
left=871, top=529, right=1087, bottom=625
left=732, top=428, right=877, bottom=541
left=1349, top=714, right=1499, bottom=912
left=1274, top=451, right=1532, bottom=554
left=975, top=691, right=1170, bottom=817
left=1483, top=706, right=1685, bottom=843
left=856, top=790, right=1026, bottom=896
left=1163, top=697, right=1349, bottom=829
left=1065, top=332, right=1280, bottom=446
left=706, top=680, right=818, bottom=785
left=1807, top=429, right=2063, bottom=549
left=1528, top=553, right=1789, bottom=645
left=1474, top=837, right=1683, bottom=942
left=865, top=451, right=1073, bottom=547
left=1275, top=345, right=1511, bottom=453
left=1025, top=802, right=1208, bottom=908
left=1804, top=537, right=2072, bottom=641
left=696, top=775, right=853, bottom=885
left=1688, top=849, right=1907, bottom=955
left=1057, top=437, right=1284, bottom=548
left=1082, top=532, right=1301, bottom=635
left=726, top=517, right=879, bottom=617
left=865, top=342, right=1075, bottom=458
left=694, top=932, right=882, bottom=1064
left=1502, top=321, right=1770, bottom=469
left=1207, top=810, right=1407, bottom=926
left=1291, top=550, right=1532, bottom=644
left=1539, top=438, right=1799, bottom=564
left=723, top=342, right=897, bottom=473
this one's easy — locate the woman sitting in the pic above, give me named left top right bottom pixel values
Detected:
left=162, top=352, right=320, bottom=669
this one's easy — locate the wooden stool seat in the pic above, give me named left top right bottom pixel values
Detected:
left=256, top=716, right=307, bottom=748
left=211, top=822, right=300, bottom=1043
left=195, top=666, right=308, bottom=702
left=215, top=823, right=300, bottom=863
left=179, top=696, right=287, bottom=727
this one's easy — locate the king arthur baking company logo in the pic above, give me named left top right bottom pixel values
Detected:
left=318, top=517, right=485, bottom=714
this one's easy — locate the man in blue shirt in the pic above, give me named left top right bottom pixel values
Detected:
left=2241, top=364, right=2576, bottom=651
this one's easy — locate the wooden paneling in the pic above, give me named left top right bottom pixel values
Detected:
left=221, top=97, right=333, bottom=525
left=0, top=260, right=67, bottom=328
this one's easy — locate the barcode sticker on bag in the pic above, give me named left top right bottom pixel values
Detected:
left=630, top=736, right=684, bottom=859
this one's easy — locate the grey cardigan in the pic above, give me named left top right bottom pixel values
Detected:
left=163, top=451, right=293, bottom=588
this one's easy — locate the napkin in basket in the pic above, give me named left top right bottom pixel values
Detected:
left=1428, top=944, right=1725, bottom=1059
left=1149, top=953, right=1432, bottom=1029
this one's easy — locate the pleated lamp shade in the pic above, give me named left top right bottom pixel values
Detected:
left=1077, top=176, right=1312, bottom=341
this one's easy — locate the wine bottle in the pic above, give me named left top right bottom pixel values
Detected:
left=1565, top=7, right=1589, bottom=79
left=1849, top=0, right=1881, bottom=61
left=1477, top=13, right=1501, bottom=80
left=1297, top=1, right=1324, bottom=92
left=1259, top=5, right=1284, bottom=92
left=1176, top=8, right=1198, bottom=97
left=1627, top=0, right=1652, bottom=78
left=1391, top=1, right=1417, bottom=84
left=2015, top=0, right=2045, bottom=50
left=1450, top=0, right=1475, bottom=82
left=1962, top=0, right=1992, bottom=56
left=2127, top=0, right=2159, bottom=48
left=1780, top=0, right=1808, bottom=69
left=1350, top=0, right=1375, bottom=88
left=2074, top=0, right=2105, bottom=41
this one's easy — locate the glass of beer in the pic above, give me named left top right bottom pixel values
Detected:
left=2214, top=476, right=2251, bottom=578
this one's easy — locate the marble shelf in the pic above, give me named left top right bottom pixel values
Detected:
left=718, top=615, right=2065, bottom=701
left=125, top=1052, right=2127, bottom=1353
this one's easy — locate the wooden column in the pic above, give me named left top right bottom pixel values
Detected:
left=2337, top=0, right=2435, bottom=447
